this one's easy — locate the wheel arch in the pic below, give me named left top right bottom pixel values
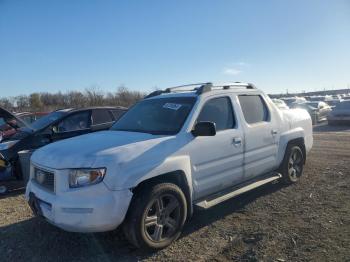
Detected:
left=277, top=128, right=307, bottom=166
left=131, top=170, right=194, bottom=219
left=279, top=137, right=306, bottom=168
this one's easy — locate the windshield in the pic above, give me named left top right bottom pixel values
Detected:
left=30, top=111, right=66, bottom=130
left=111, top=97, right=196, bottom=135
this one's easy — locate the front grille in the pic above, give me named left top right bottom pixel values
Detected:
left=34, top=167, right=55, bottom=192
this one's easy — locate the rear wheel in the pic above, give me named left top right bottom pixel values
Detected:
left=123, top=183, right=187, bottom=249
left=280, top=145, right=304, bottom=184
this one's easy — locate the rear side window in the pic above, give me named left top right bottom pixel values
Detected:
left=197, top=97, right=235, bottom=131
left=238, top=95, right=269, bottom=124
left=92, top=109, right=114, bottom=125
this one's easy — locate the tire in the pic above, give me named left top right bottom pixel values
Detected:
left=123, top=183, right=187, bottom=250
left=279, top=144, right=304, bottom=185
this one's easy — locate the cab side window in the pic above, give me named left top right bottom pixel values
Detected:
left=57, top=111, right=91, bottom=132
left=92, top=109, right=114, bottom=125
left=197, top=97, right=235, bottom=131
left=238, top=95, right=269, bottom=124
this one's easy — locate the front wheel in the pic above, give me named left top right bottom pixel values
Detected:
left=279, top=145, right=304, bottom=184
left=123, top=183, right=187, bottom=250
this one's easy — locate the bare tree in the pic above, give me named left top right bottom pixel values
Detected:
left=0, top=87, right=146, bottom=112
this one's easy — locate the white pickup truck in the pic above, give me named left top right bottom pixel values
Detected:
left=26, top=82, right=313, bottom=249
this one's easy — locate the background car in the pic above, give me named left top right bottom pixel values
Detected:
left=325, top=99, right=343, bottom=108
left=307, top=95, right=330, bottom=102
left=0, top=107, right=28, bottom=142
left=294, top=101, right=332, bottom=124
left=272, top=98, right=289, bottom=110
left=0, top=106, right=127, bottom=182
left=327, top=101, right=350, bottom=125
left=15, top=112, right=49, bottom=125
left=280, top=96, right=306, bottom=108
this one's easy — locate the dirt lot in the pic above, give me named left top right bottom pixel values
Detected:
left=1, top=125, right=349, bottom=262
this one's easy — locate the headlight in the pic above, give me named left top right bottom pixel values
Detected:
left=69, top=168, right=106, bottom=188
left=0, top=140, right=19, bottom=150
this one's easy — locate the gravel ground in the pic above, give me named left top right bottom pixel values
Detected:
left=0, top=125, right=349, bottom=262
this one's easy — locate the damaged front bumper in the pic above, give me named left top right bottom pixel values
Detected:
left=25, top=166, right=133, bottom=233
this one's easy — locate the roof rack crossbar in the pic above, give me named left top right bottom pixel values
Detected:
left=165, top=82, right=213, bottom=92
left=144, top=82, right=256, bottom=99
left=195, top=82, right=213, bottom=94
left=211, top=82, right=256, bottom=90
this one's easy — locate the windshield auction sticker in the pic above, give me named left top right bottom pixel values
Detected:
left=163, top=103, right=182, bottom=110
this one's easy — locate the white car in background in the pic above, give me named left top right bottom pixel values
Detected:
left=280, top=96, right=306, bottom=108
left=272, top=98, right=289, bottom=110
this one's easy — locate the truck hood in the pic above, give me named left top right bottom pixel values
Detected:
left=31, top=130, right=176, bottom=169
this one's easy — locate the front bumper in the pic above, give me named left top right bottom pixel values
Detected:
left=25, top=167, right=133, bottom=233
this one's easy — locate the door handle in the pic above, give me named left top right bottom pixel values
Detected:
left=233, top=137, right=242, bottom=146
left=271, top=129, right=278, bottom=135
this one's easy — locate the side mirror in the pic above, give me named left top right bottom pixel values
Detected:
left=192, top=121, right=216, bottom=137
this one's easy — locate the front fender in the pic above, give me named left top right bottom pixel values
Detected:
left=104, top=155, right=193, bottom=194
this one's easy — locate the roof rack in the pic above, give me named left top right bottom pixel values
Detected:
left=212, top=82, right=256, bottom=90
left=145, top=82, right=213, bottom=98
left=144, top=82, right=256, bottom=98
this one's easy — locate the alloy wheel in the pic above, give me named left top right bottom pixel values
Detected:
left=143, top=194, right=181, bottom=242
left=288, top=148, right=303, bottom=181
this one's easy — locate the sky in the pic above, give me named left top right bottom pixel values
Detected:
left=0, top=0, right=349, bottom=97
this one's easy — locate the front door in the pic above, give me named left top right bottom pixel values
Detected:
left=51, top=111, right=92, bottom=142
left=188, top=96, right=244, bottom=200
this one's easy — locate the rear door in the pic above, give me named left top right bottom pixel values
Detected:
left=188, top=96, right=245, bottom=200
left=237, top=94, right=279, bottom=181
left=51, top=110, right=92, bottom=141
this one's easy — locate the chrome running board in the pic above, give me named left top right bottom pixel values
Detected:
left=195, top=173, right=282, bottom=209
